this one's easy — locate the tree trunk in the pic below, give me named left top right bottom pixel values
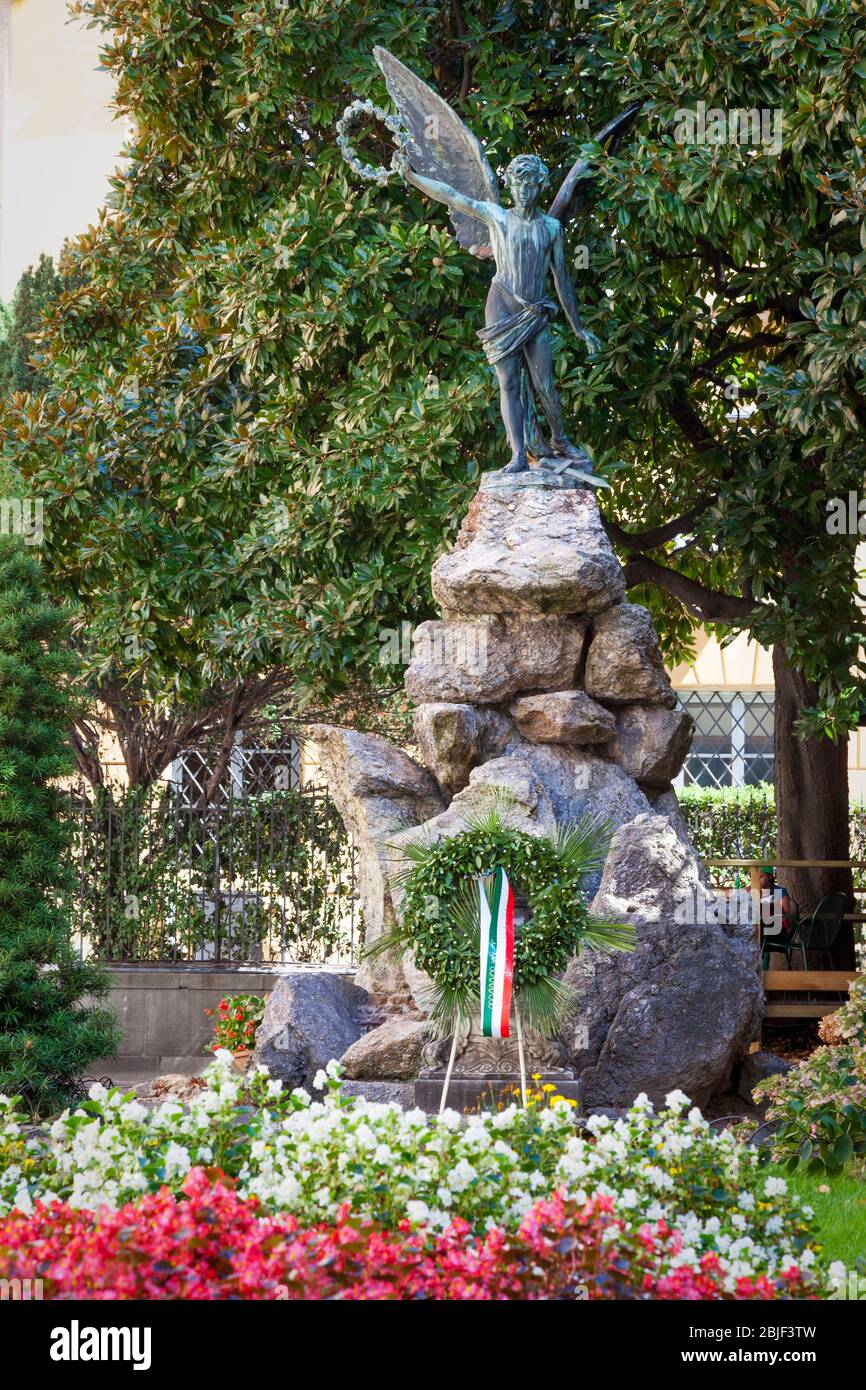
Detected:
left=773, top=643, right=855, bottom=968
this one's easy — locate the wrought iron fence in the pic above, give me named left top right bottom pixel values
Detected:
left=60, top=781, right=361, bottom=965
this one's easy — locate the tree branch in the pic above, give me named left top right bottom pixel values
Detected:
left=622, top=553, right=759, bottom=623
left=604, top=500, right=713, bottom=552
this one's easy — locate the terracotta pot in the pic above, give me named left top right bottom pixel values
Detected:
left=232, top=1049, right=253, bottom=1074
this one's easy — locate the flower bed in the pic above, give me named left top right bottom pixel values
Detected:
left=753, top=975, right=866, bottom=1173
left=0, top=1053, right=820, bottom=1294
left=0, top=1169, right=813, bottom=1301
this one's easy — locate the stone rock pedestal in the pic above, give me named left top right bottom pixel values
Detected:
left=310, top=467, right=763, bottom=1111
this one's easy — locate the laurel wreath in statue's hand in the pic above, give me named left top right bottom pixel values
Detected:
left=335, top=99, right=408, bottom=185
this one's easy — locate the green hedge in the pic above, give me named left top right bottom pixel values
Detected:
left=678, top=786, right=866, bottom=890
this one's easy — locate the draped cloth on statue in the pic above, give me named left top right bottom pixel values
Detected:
left=478, top=277, right=558, bottom=457
left=477, top=277, right=558, bottom=366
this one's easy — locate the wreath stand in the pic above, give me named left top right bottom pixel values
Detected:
left=438, top=1008, right=529, bottom=1115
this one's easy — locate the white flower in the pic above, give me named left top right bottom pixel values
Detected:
left=406, top=1200, right=430, bottom=1225
left=119, top=1101, right=148, bottom=1124
left=87, top=1082, right=108, bottom=1103
left=325, top=1060, right=342, bottom=1080
left=763, top=1176, right=787, bottom=1198
left=449, top=1160, right=477, bottom=1193
left=163, top=1142, right=191, bottom=1179
left=585, top=1113, right=611, bottom=1134
left=13, top=1183, right=33, bottom=1217
left=664, top=1089, right=691, bottom=1112
left=737, top=1192, right=756, bottom=1211
left=276, top=1175, right=300, bottom=1206
left=312, top=1070, right=328, bottom=1091
left=439, top=1109, right=462, bottom=1131
left=436, top=1186, right=453, bottom=1208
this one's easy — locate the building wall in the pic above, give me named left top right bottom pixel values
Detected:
left=0, top=0, right=122, bottom=300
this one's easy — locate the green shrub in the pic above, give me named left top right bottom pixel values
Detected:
left=753, top=976, right=866, bottom=1173
left=0, top=540, right=119, bottom=1115
left=678, top=786, right=776, bottom=864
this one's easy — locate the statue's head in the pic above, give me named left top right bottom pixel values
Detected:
left=504, top=154, right=549, bottom=210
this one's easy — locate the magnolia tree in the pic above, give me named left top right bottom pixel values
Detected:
left=581, top=2, right=865, bottom=928
left=1, top=0, right=863, bottom=926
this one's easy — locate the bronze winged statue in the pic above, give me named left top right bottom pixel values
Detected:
left=360, top=48, right=640, bottom=484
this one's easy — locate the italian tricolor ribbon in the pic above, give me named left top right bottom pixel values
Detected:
left=479, top=868, right=514, bottom=1038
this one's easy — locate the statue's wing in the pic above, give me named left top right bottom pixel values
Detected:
left=548, top=102, right=642, bottom=230
left=374, top=46, right=499, bottom=259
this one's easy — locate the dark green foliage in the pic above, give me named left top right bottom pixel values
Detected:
left=0, top=0, right=863, bottom=748
left=0, top=540, right=118, bottom=1115
left=681, top=785, right=866, bottom=896
left=679, top=786, right=778, bottom=865
left=0, top=256, right=62, bottom=398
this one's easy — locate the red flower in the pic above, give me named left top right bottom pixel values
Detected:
left=0, top=1176, right=817, bottom=1303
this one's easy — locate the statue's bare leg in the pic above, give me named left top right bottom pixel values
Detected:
left=494, top=353, right=528, bottom=472
left=523, top=328, right=577, bottom=455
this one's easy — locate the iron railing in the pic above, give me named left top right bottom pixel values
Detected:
left=60, top=781, right=360, bottom=965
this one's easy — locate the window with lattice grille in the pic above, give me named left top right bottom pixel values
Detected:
left=167, top=739, right=301, bottom=807
left=675, top=691, right=773, bottom=789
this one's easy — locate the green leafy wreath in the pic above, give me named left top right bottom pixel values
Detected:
left=366, top=798, right=634, bottom=1038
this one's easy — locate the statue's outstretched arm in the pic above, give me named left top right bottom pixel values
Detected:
left=551, top=226, right=600, bottom=354
left=397, top=153, right=495, bottom=225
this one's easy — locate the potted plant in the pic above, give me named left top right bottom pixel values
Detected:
left=204, top=993, right=266, bottom=1072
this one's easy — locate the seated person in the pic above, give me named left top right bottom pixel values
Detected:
left=759, top=866, right=797, bottom=944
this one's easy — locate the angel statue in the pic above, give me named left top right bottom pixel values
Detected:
left=338, top=48, right=639, bottom=483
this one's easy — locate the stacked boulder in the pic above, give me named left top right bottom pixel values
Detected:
left=408, top=479, right=694, bottom=814
left=260, top=474, right=763, bottom=1109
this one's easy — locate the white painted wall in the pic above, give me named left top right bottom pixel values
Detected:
left=0, top=0, right=122, bottom=300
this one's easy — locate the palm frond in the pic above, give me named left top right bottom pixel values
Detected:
left=360, top=919, right=414, bottom=961
left=582, top=917, right=637, bottom=952
left=554, top=813, right=614, bottom=876
left=515, top=975, right=576, bottom=1037
left=459, top=787, right=522, bottom=839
